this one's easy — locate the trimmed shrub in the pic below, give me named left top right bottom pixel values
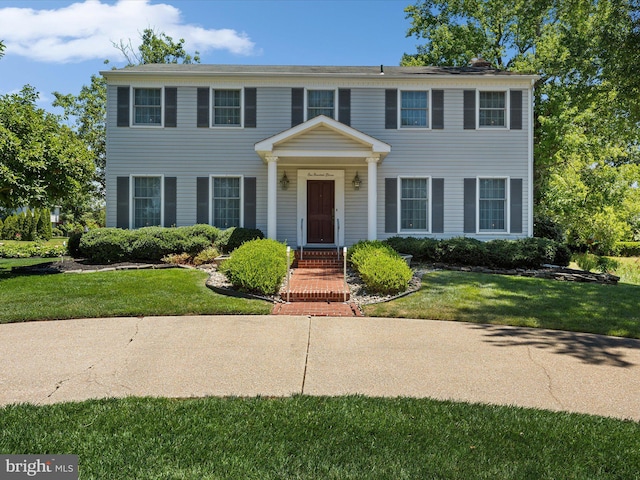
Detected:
left=79, top=228, right=134, bottom=263
left=384, top=236, right=439, bottom=262
left=180, top=224, right=220, bottom=243
left=358, top=249, right=413, bottom=295
left=67, top=232, right=83, bottom=257
left=220, top=239, right=289, bottom=295
left=436, top=237, right=488, bottom=265
left=215, top=227, right=265, bottom=253
left=347, top=240, right=397, bottom=271
left=0, top=243, right=66, bottom=258
left=614, top=241, right=640, bottom=257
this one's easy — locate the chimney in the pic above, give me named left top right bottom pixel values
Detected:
left=469, top=56, right=492, bottom=68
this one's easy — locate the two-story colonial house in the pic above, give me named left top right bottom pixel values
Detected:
left=102, top=63, right=537, bottom=248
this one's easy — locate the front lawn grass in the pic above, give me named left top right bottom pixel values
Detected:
left=1, top=396, right=638, bottom=479
left=0, top=268, right=271, bottom=323
left=364, top=270, right=640, bottom=339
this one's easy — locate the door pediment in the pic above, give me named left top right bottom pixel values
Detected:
left=255, top=115, right=390, bottom=163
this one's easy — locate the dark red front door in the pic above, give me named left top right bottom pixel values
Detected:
left=307, top=180, right=335, bottom=244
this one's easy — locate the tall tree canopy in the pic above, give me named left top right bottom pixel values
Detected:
left=403, top=0, right=640, bottom=252
left=0, top=86, right=94, bottom=210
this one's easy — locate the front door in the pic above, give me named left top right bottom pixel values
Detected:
left=307, top=180, right=335, bottom=244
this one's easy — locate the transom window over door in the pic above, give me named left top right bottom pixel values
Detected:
left=479, top=91, right=506, bottom=127
left=133, top=177, right=161, bottom=228
left=212, top=177, right=241, bottom=228
left=401, top=91, right=428, bottom=128
left=479, top=178, right=506, bottom=231
left=307, top=90, right=335, bottom=119
left=401, top=178, right=429, bottom=231
left=213, top=89, right=241, bottom=126
left=133, top=88, right=162, bottom=125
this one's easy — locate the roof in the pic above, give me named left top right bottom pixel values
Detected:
left=101, top=63, right=537, bottom=79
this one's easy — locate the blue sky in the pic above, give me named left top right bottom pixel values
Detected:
left=0, top=0, right=419, bottom=112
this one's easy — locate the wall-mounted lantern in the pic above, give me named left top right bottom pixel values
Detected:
left=352, top=172, right=362, bottom=190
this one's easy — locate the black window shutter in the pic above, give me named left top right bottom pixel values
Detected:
left=463, top=90, right=476, bottom=130
left=164, top=177, right=177, bottom=227
left=385, top=178, right=398, bottom=233
left=164, top=87, right=177, bottom=128
left=197, top=88, right=210, bottom=128
left=463, top=178, right=476, bottom=233
left=244, top=177, right=257, bottom=229
left=116, top=176, right=130, bottom=228
left=196, top=177, right=209, bottom=224
left=510, top=178, right=523, bottom=233
left=117, top=87, right=130, bottom=127
left=431, top=178, right=444, bottom=233
left=291, top=88, right=304, bottom=127
left=385, top=89, right=397, bottom=129
left=432, top=90, right=444, bottom=129
left=245, top=88, right=257, bottom=128
left=338, top=88, right=351, bottom=126
left=510, top=90, right=523, bottom=130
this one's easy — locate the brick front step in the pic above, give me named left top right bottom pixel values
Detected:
left=286, top=291, right=350, bottom=302
left=296, top=260, right=343, bottom=269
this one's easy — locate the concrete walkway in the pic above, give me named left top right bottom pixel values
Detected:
left=1, top=316, right=639, bottom=421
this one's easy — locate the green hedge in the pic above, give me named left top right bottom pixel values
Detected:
left=383, top=236, right=571, bottom=268
left=613, top=242, right=640, bottom=257
left=0, top=243, right=66, bottom=258
left=348, top=240, right=412, bottom=295
left=220, top=239, right=290, bottom=295
left=77, top=225, right=220, bottom=263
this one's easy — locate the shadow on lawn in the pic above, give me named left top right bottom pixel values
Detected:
left=470, top=323, right=640, bottom=368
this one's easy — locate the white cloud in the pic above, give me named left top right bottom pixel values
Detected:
left=0, top=0, right=257, bottom=63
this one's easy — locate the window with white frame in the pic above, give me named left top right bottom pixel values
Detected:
left=479, top=91, right=506, bottom=127
left=479, top=178, right=506, bottom=231
left=400, top=177, right=429, bottom=231
left=212, top=177, right=241, bottom=228
left=400, top=91, right=429, bottom=128
left=307, top=90, right=335, bottom=119
left=133, top=176, right=162, bottom=228
left=213, top=89, right=241, bottom=126
left=133, top=88, right=162, bottom=125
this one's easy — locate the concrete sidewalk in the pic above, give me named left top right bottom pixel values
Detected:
left=1, top=316, right=638, bottom=421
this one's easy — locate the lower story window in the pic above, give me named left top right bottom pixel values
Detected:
left=400, top=177, right=429, bottom=230
left=133, top=176, right=161, bottom=228
left=212, top=177, right=241, bottom=228
left=479, top=178, right=506, bottom=231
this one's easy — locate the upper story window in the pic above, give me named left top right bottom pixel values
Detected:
left=213, top=89, right=241, bottom=127
left=479, top=91, right=506, bottom=127
left=400, top=91, right=429, bottom=128
left=307, top=90, right=335, bottom=119
left=133, top=88, right=162, bottom=125
left=479, top=178, right=506, bottom=231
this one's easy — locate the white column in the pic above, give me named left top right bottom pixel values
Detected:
left=366, top=157, right=378, bottom=241
left=266, top=156, right=278, bottom=239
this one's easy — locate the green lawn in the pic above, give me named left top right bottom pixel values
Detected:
left=365, top=270, right=640, bottom=339
left=0, top=237, right=68, bottom=247
left=0, top=267, right=271, bottom=322
left=1, top=396, right=637, bottom=479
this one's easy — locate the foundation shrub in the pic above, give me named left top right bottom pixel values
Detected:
left=214, top=227, right=265, bottom=254
left=384, top=236, right=439, bottom=262
left=79, top=229, right=134, bottom=263
left=220, top=239, right=288, bottom=295
left=436, top=237, right=488, bottom=265
left=358, top=249, right=413, bottom=295
left=347, top=240, right=397, bottom=271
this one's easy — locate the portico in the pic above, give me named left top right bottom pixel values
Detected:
left=255, top=115, right=390, bottom=246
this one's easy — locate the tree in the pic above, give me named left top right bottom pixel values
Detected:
left=403, top=0, right=640, bottom=250
left=0, top=86, right=95, bottom=210
left=114, top=28, right=200, bottom=66
left=0, top=40, right=5, bottom=59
